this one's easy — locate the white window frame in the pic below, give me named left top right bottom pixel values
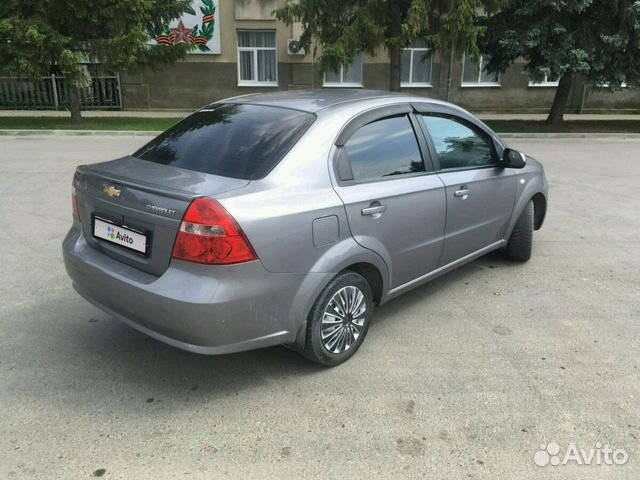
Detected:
left=529, top=74, right=560, bottom=87
left=461, top=54, right=501, bottom=87
left=237, top=30, right=278, bottom=87
left=597, top=81, right=628, bottom=88
left=401, top=47, right=433, bottom=88
left=323, top=54, right=363, bottom=87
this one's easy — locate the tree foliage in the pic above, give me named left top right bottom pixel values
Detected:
left=0, top=0, right=192, bottom=119
left=275, top=0, right=500, bottom=80
left=482, top=0, right=640, bottom=122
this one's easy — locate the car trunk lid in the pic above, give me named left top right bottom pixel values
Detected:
left=75, top=156, right=249, bottom=276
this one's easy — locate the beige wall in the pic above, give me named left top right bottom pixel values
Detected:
left=186, top=0, right=391, bottom=65
left=234, top=0, right=277, bottom=20
left=182, top=0, right=299, bottom=64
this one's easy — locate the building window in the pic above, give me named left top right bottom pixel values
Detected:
left=596, top=79, right=627, bottom=88
left=462, top=54, right=500, bottom=87
left=323, top=53, right=363, bottom=87
left=529, top=74, right=560, bottom=87
left=401, top=39, right=433, bottom=87
left=237, top=31, right=278, bottom=86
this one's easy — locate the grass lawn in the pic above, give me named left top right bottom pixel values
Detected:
left=487, top=120, right=640, bottom=133
left=0, top=116, right=640, bottom=133
left=0, top=116, right=179, bottom=131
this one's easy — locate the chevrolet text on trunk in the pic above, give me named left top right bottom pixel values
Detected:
left=63, top=90, right=548, bottom=366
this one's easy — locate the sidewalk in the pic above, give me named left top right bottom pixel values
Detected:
left=1, top=109, right=639, bottom=121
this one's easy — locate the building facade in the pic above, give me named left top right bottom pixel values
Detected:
left=121, top=0, right=640, bottom=113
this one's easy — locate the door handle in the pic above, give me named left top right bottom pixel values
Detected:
left=361, top=204, right=387, bottom=216
left=454, top=187, right=470, bottom=198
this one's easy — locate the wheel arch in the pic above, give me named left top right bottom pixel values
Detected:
left=531, top=192, right=547, bottom=231
left=342, top=262, right=384, bottom=306
left=291, top=262, right=384, bottom=358
left=505, top=177, right=548, bottom=240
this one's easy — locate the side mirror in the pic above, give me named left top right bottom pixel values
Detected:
left=502, top=148, right=527, bottom=169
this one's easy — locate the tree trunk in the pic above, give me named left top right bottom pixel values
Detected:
left=546, top=73, right=575, bottom=125
left=389, top=46, right=401, bottom=92
left=69, top=83, right=82, bottom=124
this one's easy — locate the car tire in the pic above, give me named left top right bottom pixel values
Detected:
left=303, top=271, right=374, bottom=367
left=505, top=200, right=534, bottom=262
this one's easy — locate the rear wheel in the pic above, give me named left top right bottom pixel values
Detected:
left=505, top=200, right=534, bottom=262
left=303, top=271, right=373, bottom=366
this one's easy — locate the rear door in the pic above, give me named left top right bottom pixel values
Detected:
left=416, top=112, right=518, bottom=266
left=332, top=107, right=446, bottom=289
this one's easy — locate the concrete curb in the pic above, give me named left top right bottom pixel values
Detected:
left=1, top=129, right=640, bottom=139
left=499, top=132, right=640, bottom=139
left=0, top=129, right=160, bottom=136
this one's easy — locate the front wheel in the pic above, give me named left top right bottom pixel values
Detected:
left=505, top=200, right=534, bottom=262
left=303, top=271, right=374, bottom=367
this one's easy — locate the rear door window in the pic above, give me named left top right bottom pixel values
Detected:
left=134, top=104, right=315, bottom=180
left=343, top=115, right=425, bottom=182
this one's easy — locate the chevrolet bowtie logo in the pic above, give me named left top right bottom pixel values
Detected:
left=103, top=185, right=121, bottom=198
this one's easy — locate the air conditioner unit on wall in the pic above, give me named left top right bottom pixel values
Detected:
left=287, top=39, right=305, bottom=56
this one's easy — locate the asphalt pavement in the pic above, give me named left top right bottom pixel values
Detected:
left=0, top=135, right=638, bottom=479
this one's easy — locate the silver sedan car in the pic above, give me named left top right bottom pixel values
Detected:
left=63, top=90, right=548, bottom=366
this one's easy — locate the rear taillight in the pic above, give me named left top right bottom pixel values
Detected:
left=172, top=198, right=257, bottom=265
left=72, top=173, right=80, bottom=221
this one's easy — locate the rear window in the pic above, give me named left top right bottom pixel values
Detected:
left=134, top=104, right=315, bottom=180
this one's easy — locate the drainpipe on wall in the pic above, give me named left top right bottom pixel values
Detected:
left=579, top=84, right=588, bottom=114
left=446, top=42, right=455, bottom=102
left=311, top=39, right=318, bottom=90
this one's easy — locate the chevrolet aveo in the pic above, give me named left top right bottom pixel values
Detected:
left=63, top=90, right=548, bottom=366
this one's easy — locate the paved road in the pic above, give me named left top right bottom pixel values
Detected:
left=1, top=135, right=638, bottom=479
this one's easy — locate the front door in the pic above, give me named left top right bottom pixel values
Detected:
left=332, top=113, right=446, bottom=289
left=418, top=114, right=518, bottom=266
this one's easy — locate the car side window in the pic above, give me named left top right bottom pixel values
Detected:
left=344, top=115, right=425, bottom=182
left=421, top=115, right=496, bottom=170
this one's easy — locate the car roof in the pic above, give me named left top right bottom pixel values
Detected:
left=219, top=89, right=440, bottom=113
left=204, top=89, right=502, bottom=147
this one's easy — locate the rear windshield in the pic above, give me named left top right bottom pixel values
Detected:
left=133, top=104, right=315, bottom=180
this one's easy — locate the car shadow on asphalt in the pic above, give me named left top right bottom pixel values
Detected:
left=372, top=250, right=515, bottom=323
left=61, top=314, right=324, bottom=391
left=51, top=251, right=517, bottom=405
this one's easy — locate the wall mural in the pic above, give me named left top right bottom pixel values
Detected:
left=148, top=0, right=221, bottom=54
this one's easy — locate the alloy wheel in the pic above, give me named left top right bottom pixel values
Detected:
left=321, top=285, right=367, bottom=354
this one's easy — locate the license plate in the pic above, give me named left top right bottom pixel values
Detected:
left=93, top=217, right=147, bottom=254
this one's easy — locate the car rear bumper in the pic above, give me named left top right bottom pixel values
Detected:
left=62, top=227, right=331, bottom=354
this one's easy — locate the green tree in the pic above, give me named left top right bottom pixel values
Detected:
left=275, top=0, right=500, bottom=92
left=0, top=0, right=192, bottom=122
left=482, top=0, right=640, bottom=124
